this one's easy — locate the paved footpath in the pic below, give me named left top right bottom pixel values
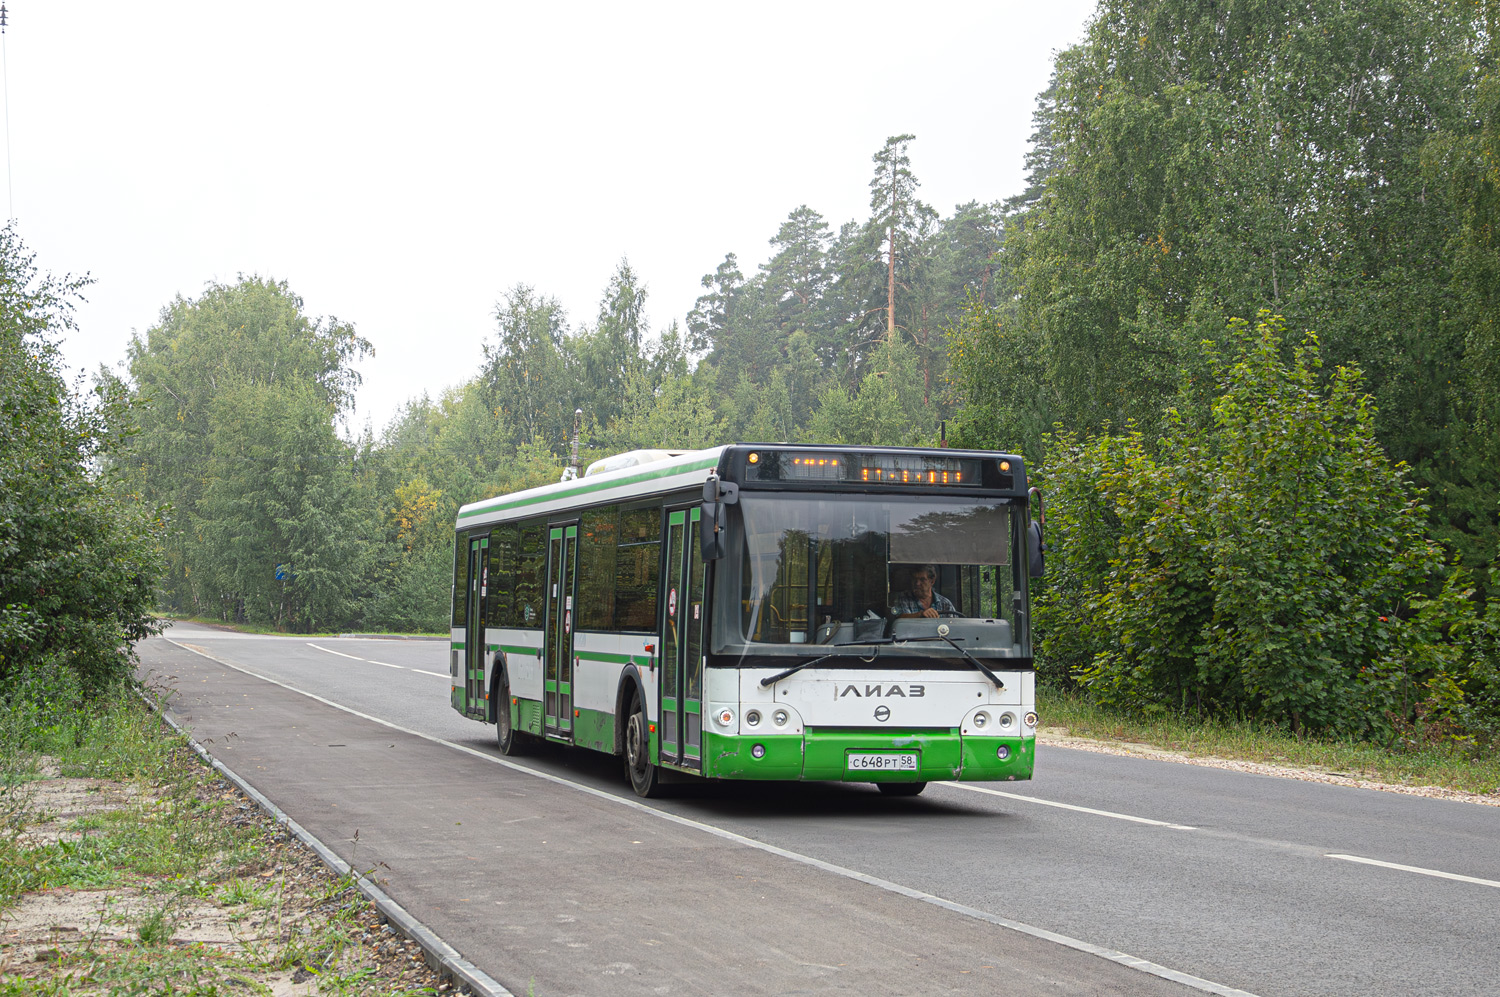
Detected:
left=145, top=637, right=1202, bottom=997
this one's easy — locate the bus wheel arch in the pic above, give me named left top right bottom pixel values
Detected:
left=616, top=668, right=661, bottom=797
left=487, top=652, right=506, bottom=724
left=493, top=654, right=532, bottom=756
left=613, top=666, right=647, bottom=756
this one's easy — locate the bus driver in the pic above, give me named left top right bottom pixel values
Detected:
left=890, top=564, right=957, bottom=619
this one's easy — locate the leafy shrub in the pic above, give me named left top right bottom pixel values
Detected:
left=0, top=227, right=165, bottom=700
left=1036, top=314, right=1463, bottom=737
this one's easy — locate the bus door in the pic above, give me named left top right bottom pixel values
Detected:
left=463, top=535, right=489, bottom=718
left=543, top=523, right=578, bottom=739
left=659, top=507, right=704, bottom=768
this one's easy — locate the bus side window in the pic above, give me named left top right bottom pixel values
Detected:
left=516, top=524, right=546, bottom=628
left=615, top=507, right=660, bottom=631
left=452, top=535, right=468, bottom=629
left=579, top=506, right=619, bottom=630
left=490, top=525, right=518, bottom=627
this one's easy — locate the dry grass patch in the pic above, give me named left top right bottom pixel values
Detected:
left=1, top=694, right=469, bottom=997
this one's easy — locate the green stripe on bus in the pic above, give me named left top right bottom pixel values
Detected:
left=457, top=455, right=720, bottom=520
left=576, top=649, right=645, bottom=665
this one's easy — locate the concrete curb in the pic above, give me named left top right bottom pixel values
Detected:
left=146, top=694, right=515, bottom=997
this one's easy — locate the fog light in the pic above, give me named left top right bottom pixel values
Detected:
left=997, top=745, right=1011, bottom=760
left=746, top=710, right=762, bottom=727
left=773, top=709, right=789, bottom=727
left=751, top=744, right=766, bottom=759
left=999, top=712, right=1015, bottom=729
left=716, top=708, right=735, bottom=727
left=973, top=711, right=989, bottom=729
left=1024, top=711, right=1038, bottom=728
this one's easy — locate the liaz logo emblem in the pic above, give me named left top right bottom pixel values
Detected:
left=874, top=705, right=891, bottom=722
left=836, top=684, right=925, bottom=699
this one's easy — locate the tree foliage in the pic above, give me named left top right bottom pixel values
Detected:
left=124, top=278, right=375, bottom=630
left=948, top=0, right=1500, bottom=589
left=0, top=229, right=164, bottom=695
left=1038, top=316, right=1453, bottom=737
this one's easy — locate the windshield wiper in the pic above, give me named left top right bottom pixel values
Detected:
left=934, top=634, right=1006, bottom=690
left=886, top=634, right=1006, bottom=690
left=758, top=643, right=886, bottom=688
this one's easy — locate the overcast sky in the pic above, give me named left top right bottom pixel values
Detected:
left=13, top=1, right=1096, bottom=436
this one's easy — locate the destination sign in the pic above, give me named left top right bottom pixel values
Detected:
left=746, top=450, right=985, bottom=487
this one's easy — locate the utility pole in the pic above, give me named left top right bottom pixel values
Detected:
left=2, top=2, right=12, bottom=224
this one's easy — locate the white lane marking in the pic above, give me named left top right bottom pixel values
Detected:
left=1326, top=853, right=1500, bottom=889
left=161, top=636, right=1260, bottom=997
left=940, top=782, right=1197, bottom=831
left=307, top=644, right=413, bottom=673
left=307, top=643, right=366, bottom=661
left=411, top=669, right=449, bottom=677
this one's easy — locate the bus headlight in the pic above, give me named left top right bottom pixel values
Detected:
left=997, top=745, right=1011, bottom=760
left=972, top=711, right=990, bottom=729
left=715, top=708, right=735, bottom=727
left=751, top=744, right=766, bottom=759
left=999, top=712, right=1015, bottom=729
left=1024, top=712, right=1038, bottom=728
left=746, top=710, right=762, bottom=727
left=772, top=709, right=789, bottom=728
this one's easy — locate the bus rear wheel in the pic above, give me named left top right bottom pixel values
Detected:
left=876, top=781, right=927, bottom=797
left=623, top=692, right=662, bottom=798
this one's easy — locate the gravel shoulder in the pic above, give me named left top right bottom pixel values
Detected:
left=1, top=750, right=468, bottom=996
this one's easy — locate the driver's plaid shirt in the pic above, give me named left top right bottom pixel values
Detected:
left=889, top=590, right=957, bottom=616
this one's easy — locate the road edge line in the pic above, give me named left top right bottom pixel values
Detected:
left=139, top=686, right=515, bottom=997
left=156, top=636, right=1261, bottom=997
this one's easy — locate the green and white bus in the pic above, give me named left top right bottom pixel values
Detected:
left=450, top=444, right=1044, bottom=798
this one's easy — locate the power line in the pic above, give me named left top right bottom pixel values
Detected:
left=2, top=2, right=12, bottom=224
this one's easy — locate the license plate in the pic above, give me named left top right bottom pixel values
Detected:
left=846, top=752, right=919, bottom=772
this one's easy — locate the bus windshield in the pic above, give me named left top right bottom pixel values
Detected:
left=736, top=493, right=1024, bottom=653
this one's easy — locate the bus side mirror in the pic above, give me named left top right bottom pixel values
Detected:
left=1027, top=486, right=1045, bottom=579
left=700, top=476, right=738, bottom=561
left=1028, top=521, right=1045, bottom=578
left=700, top=501, right=725, bottom=560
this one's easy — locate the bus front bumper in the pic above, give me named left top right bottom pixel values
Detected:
left=701, top=729, right=1034, bottom=782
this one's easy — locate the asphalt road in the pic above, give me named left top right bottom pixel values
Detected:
left=139, top=623, right=1500, bottom=997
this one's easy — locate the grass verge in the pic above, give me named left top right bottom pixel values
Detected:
left=161, top=616, right=443, bottom=639
left=1, top=683, right=463, bottom=995
left=1038, top=686, right=1500, bottom=797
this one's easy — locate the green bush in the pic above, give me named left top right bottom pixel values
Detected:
left=1036, top=314, right=1485, bottom=739
left=0, top=227, right=165, bottom=700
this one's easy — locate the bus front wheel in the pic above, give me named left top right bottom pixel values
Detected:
left=876, top=781, right=927, bottom=797
left=623, top=692, right=662, bottom=798
left=495, top=671, right=531, bottom=756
